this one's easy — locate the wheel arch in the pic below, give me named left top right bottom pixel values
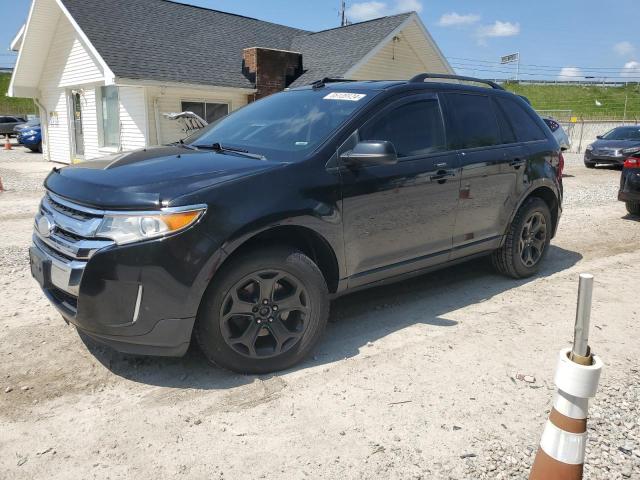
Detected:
left=512, top=184, right=561, bottom=238
left=219, top=225, right=341, bottom=294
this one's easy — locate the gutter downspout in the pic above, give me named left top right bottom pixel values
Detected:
left=34, top=98, right=50, bottom=162
left=153, top=97, right=162, bottom=145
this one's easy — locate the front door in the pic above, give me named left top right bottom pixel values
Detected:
left=71, top=91, right=84, bottom=161
left=340, top=94, right=460, bottom=288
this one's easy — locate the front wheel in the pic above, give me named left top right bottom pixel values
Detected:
left=195, top=246, right=329, bottom=374
left=584, top=162, right=596, bottom=169
left=492, top=197, right=552, bottom=279
left=626, top=201, right=640, bottom=216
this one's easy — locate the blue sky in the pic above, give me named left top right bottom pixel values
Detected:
left=2, top=0, right=639, bottom=80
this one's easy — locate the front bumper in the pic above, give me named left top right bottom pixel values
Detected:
left=584, top=151, right=625, bottom=165
left=30, top=193, right=216, bottom=357
left=619, top=168, right=640, bottom=202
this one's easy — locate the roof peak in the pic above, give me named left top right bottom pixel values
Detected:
left=307, top=11, right=413, bottom=36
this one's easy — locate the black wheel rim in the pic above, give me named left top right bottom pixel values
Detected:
left=219, top=270, right=310, bottom=359
left=519, top=212, right=547, bottom=267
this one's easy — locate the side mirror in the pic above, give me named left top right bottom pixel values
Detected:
left=596, top=135, right=603, bottom=140
left=340, top=140, right=398, bottom=167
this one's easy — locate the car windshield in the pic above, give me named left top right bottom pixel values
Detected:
left=602, top=127, right=640, bottom=140
left=184, top=88, right=376, bottom=161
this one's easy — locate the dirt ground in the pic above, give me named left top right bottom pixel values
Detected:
left=0, top=144, right=638, bottom=479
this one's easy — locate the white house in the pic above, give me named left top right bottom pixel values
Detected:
left=9, top=0, right=452, bottom=164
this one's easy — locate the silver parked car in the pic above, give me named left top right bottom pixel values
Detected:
left=542, top=116, right=570, bottom=151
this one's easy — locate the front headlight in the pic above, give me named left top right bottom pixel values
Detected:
left=622, top=147, right=640, bottom=155
left=585, top=144, right=593, bottom=151
left=23, top=129, right=38, bottom=136
left=96, top=205, right=206, bottom=244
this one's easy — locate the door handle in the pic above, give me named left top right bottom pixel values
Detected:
left=509, top=158, right=526, bottom=169
left=430, top=169, right=455, bottom=183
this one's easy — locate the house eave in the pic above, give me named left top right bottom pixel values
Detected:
left=114, top=77, right=257, bottom=94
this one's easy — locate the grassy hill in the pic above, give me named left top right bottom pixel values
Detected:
left=0, top=72, right=37, bottom=117
left=503, top=82, right=640, bottom=121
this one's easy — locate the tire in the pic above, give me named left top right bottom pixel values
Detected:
left=195, top=246, right=329, bottom=374
left=626, top=201, right=640, bottom=216
left=492, top=197, right=552, bottom=279
left=584, top=162, right=596, bottom=169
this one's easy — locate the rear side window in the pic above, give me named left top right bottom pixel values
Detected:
left=495, top=96, right=547, bottom=142
left=360, top=99, right=446, bottom=158
left=493, top=100, right=517, bottom=144
left=543, top=118, right=560, bottom=132
left=444, top=93, right=501, bottom=149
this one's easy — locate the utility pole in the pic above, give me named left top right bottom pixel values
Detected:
left=623, top=93, right=628, bottom=121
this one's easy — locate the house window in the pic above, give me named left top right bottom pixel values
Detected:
left=181, top=101, right=229, bottom=124
left=101, top=85, right=120, bottom=148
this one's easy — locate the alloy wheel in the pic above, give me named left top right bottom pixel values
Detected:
left=518, top=212, right=547, bottom=267
left=219, top=270, right=309, bottom=359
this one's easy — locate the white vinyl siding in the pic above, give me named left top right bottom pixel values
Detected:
left=349, top=19, right=450, bottom=80
left=38, top=12, right=105, bottom=163
left=119, top=86, right=148, bottom=151
left=145, top=86, right=248, bottom=145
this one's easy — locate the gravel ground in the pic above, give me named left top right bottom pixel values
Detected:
left=0, top=149, right=638, bottom=479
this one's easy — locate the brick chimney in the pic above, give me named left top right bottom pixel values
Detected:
left=242, top=47, right=303, bottom=101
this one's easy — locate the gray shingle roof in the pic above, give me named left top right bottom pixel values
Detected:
left=289, top=13, right=412, bottom=87
left=60, top=0, right=412, bottom=89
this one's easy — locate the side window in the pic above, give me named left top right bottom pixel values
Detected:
left=492, top=99, right=517, bottom=144
left=444, top=93, right=501, bottom=149
left=359, top=99, right=446, bottom=158
left=0, top=117, right=6, bottom=123
left=495, top=96, right=547, bottom=142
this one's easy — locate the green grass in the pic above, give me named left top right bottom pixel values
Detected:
left=503, top=82, right=640, bottom=121
left=0, top=72, right=37, bottom=117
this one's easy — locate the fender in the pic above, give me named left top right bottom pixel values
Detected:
left=500, top=178, right=562, bottom=247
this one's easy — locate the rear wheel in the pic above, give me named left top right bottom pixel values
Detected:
left=196, top=246, right=329, bottom=374
left=626, top=201, right=640, bottom=216
left=493, top=197, right=552, bottom=279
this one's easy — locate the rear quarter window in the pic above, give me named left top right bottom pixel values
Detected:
left=495, top=96, right=547, bottom=142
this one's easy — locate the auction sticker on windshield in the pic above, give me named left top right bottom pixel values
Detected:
left=323, top=92, right=367, bottom=101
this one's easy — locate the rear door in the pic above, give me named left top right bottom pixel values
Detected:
left=442, top=92, right=520, bottom=257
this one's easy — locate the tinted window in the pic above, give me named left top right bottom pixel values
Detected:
left=0, top=117, right=6, bottom=123
left=495, top=96, right=546, bottom=142
left=444, top=93, right=500, bottom=149
left=493, top=99, right=517, bottom=144
left=602, top=126, right=640, bottom=140
left=186, top=89, right=376, bottom=161
left=359, top=100, right=445, bottom=157
left=543, top=118, right=560, bottom=132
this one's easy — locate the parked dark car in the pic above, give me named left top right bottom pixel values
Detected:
left=29, top=74, right=563, bottom=373
left=13, top=117, right=40, bottom=134
left=17, top=124, right=42, bottom=152
left=584, top=126, right=640, bottom=168
left=619, top=151, right=640, bottom=215
left=0, top=115, right=27, bottom=137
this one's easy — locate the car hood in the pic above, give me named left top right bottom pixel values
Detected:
left=44, top=146, right=286, bottom=209
left=591, top=139, right=640, bottom=149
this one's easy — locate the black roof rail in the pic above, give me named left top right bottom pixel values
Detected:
left=409, top=73, right=504, bottom=91
left=311, top=77, right=359, bottom=89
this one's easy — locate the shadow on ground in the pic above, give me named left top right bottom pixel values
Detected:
left=83, top=245, right=582, bottom=390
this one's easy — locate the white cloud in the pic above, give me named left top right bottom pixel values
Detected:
left=613, top=41, right=635, bottom=57
left=621, top=61, right=640, bottom=78
left=437, top=12, right=480, bottom=27
left=477, top=21, right=520, bottom=38
left=346, top=0, right=422, bottom=22
left=557, top=67, right=584, bottom=81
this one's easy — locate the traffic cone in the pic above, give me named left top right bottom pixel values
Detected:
left=529, top=274, right=603, bottom=480
left=4, top=135, right=12, bottom=150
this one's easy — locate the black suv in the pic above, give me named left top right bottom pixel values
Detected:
left=30, top=74, right=563, bottom=373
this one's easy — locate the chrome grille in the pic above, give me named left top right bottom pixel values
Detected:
left=33, top=192, right=115, bottom=297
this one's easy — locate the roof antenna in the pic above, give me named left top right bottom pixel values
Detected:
left=340, top=1, right=350, bottom=26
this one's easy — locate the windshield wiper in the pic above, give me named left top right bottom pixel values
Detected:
left=171, top=139, right=198, bottom=150
left=194, top=142, right=266, bottom=160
